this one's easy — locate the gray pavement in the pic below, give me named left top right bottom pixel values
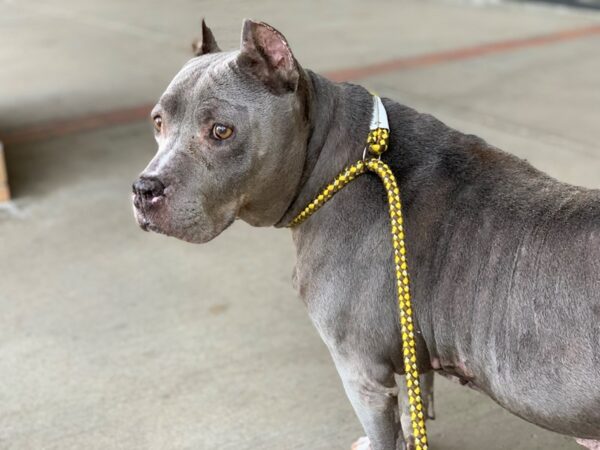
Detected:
left=1, top=0, right=600, bottom=449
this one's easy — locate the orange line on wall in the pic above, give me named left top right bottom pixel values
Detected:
left=324, top=24, right=600, bottom=82
left=1, top=104, right=155, bottom=146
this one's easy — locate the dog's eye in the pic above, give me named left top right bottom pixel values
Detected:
left=153, top=115, right=162, bottom=132
left=212, top=123, right=233, bottom=140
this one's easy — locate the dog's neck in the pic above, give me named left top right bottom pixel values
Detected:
left=276, top=71, right=374, bottom=227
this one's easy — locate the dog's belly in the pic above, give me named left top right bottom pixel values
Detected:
left=433, top=351, right=599, bottom=438
left=437, top=332, right=600, bottom=438
left=430, top=324, right=600, bottom=438
left=487, top=382, right=600, bottom=439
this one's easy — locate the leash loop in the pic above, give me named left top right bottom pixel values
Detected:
left=287, top=96, right=429, bottom=450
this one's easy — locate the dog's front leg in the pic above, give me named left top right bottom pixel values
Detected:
left=332, top=354, right=403, bottom=450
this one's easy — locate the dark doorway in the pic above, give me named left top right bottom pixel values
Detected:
left=512, top=0, right=600, bottom=10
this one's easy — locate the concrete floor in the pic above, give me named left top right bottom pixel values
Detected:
left=1, top=1, right=599, bottom=449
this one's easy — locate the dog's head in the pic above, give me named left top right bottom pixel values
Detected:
left=132, top=19, right=309, bottom=243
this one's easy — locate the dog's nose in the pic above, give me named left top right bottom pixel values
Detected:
left=132, top=176, right=165, bottom=201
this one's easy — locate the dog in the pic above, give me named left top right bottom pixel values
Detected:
left=132, top=19, right=600, bottom=450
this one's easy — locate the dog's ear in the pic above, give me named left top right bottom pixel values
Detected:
left=192, top=19, right=221, bottom=56
left=238, top=19, right=299, bottom=94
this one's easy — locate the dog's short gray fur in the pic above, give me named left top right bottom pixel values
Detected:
left=133, top=19, right=600, bottom=450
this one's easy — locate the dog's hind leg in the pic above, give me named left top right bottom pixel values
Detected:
left=576, top=439, right=600, bottom=450
left=395, top=371, right=435, bottom=450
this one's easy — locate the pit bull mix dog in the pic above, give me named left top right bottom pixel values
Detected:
left=132, top=19, right=600, bottom=450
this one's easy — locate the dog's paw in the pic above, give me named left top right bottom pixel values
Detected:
left=351, top=436, right=371, bottom=450
left=576, top=439, right=600, bottom=450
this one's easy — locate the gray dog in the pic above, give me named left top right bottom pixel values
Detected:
left=132, top=19, right=600, bottom=450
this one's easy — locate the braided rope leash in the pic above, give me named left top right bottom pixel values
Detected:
left=287, top=97, right=428, bottom=450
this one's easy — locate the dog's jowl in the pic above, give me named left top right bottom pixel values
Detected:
left=132, top=19, right=600, bottom=450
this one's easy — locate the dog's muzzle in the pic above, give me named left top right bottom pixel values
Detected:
left=132, top=176, right=165, bottom=210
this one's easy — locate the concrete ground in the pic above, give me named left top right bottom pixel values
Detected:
left=1, top=1, right=599, bottom=449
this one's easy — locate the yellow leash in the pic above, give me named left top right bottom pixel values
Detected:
left=287, top=97, right=428, bottom=450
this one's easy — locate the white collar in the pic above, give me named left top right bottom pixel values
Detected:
left=369, top=95, right=389, bottom=130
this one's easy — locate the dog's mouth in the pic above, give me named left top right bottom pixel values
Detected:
left=138, top=217, right=162, bottom=233
left=131, top=195, right=209, bottom=243
left=131, top=189, right=238, bottom=244
left=132, top=194, right=166, bottom=234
